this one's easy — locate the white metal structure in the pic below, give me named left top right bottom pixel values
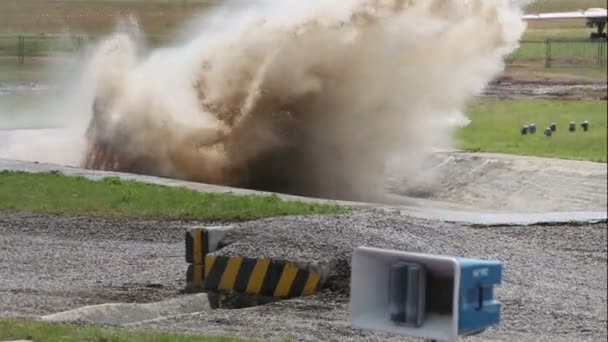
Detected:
left=522, top=8, right=608, bottom=39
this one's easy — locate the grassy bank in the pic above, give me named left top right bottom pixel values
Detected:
left=0, top=319, right=256, bottom=342
left=1, top=0, right=606, bottom=84
left=0, top=171, right=351, bottom=220
left=459, top=99, right=608, bottom=162
left=0, top=0, right=603, bottom=36
left=0, top=61, right=54, bottom=82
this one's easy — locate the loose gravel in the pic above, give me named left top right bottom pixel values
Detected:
left=0, top=213, right=204, bottom=316
left=1, top=211, right=606, bottom=342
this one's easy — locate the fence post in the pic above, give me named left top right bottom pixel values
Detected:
left=604, top=40, right=607, bottom=67
left=598, top=39, right=601, bottom=66
left=544, top=38, right=551, bottom=68
left=598, top=39, right=606, bottom=67
left=17, top=35, right=25, bottom=64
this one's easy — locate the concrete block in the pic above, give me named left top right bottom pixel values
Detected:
left=185, top=225, right=236, bottom=264
left=200, top=255, right=329, bottom=299
left=184, top=225, right=330, bottom=299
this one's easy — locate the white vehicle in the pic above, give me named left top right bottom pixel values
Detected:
left=522, top=8, right=607, bottom=39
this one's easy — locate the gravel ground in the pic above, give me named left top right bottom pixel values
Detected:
left=0, top=213, right=201, bottom=316
left=1, top=211, right=606, bottom=341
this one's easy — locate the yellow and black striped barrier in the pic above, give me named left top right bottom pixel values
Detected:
left=186, top=264, right=205, bottom=290
left=185, top=227, right=209, bottom=265
left=185, top=226, right=324, bottom=298
left=187, top=255, right=322, bottom=298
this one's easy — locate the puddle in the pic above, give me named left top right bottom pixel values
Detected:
left=0, top=82, right=50, bottom=96
left=483, top=81, right=608, bottom=99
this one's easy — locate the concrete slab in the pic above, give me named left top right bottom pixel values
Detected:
left=41, top=293, right=211, bottom=326
left=185, top=225, right=237, bottom=265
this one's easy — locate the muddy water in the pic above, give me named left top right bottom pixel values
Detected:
left=0, top=82, right=49, bottom=96
left=2, top=80, right=605, bottom=101
left=483, top=81, right=608, bottom=100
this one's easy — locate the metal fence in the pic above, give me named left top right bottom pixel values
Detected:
left=508, top=38, right=607, bottom=68
left=0, top=34, right=167, bottom=64
left=1, top=35, right=607, bottom=68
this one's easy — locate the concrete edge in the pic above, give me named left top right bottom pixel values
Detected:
left=40, top=293, right=211, bottom=326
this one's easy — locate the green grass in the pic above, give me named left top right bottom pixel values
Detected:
left=537, top=66, right=608, bottom=81
left=513, top=39, right=607, bottom=59
left=524, top=0, right=606, bottom=12
left=0, top=0, right=606, bottom=83
left=522, top=28, right=598, bottom=40
left=458, top=99, right=608, bottom=162
left=0, top=171, right=351, bottom=220
left=0, top=0, right=218, bottom=36
left=0, top=61, right=53, bottom=82
left=508, top=34, right=607, bottom=78
left=0, top=319, right=259, bottom=342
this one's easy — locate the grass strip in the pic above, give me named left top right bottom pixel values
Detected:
left=0, top=171, right=352, bottom=220
left=459, top=99, right=607, bottom=162
left=0, top=318, right=262, bottom=342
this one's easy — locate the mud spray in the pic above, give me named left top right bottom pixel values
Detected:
left=0, top=0, right=527, bottom=202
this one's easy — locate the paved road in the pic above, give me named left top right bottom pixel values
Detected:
left=1, top=211, right=605, bottom=342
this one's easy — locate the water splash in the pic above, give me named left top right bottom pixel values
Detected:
left=0, top=0, right=527, bottom=202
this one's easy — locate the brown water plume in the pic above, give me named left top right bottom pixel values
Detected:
left=73, top=0, right=526, bottom=201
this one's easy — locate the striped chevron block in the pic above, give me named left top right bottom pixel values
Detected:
left=201, top=256, right=321, bottom=298
left=185, top=226, right=325, bottom=298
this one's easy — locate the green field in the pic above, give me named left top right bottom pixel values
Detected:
left=1, top=0, right=606, bottom=84
left=524, top=0, right=606, bottom=12
left=0, top=319, right=257, bottom=342
left=0, top=0, right=218, bottom=36
left=0, top=61, right=56, bottom=82
left=0, top=171, right=351, bottom=220
left=460, top=99, right=608, bottom=162
left=0, top=0, right=604, bottom=35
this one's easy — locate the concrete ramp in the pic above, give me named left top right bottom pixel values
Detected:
left=387, top=151, right=607, bottom=214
